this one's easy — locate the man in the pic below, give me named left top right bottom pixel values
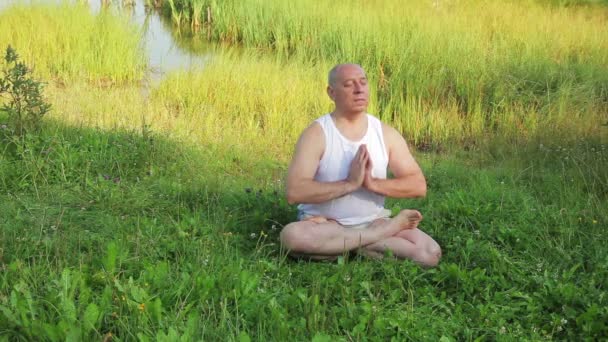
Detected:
left=280, top=63, right=441, bottom=267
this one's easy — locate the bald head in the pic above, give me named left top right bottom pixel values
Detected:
left=326, top=63, right=369, bottom=115
left=328, top=63, right=366, bottom=87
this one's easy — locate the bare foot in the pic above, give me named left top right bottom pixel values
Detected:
left=303, top=216, right=328, bottom=224
left=368, top=209, right=423, bottom=240
left=394, top=209, right=422, bottom=230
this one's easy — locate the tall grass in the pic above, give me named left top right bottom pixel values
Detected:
left=165, top=0, right=608, bottom=144
left=151, top=51, right=333, bottom=157
left=0, top=3, right=145, bottom=83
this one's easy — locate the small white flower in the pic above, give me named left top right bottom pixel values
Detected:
left=250, top=233, right=257, bottom=239
left=499, top=326, right=506, bottom=334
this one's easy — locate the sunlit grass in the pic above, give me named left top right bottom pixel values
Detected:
left=0, top=3, right=145, bottom=83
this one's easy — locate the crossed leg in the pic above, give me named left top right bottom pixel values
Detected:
left=362, top=220, right=442, bottom=266
left=280, top=210, right=441, bottom=267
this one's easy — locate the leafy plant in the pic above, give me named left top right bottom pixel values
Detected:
left=0, top=45, right=51, bottom=138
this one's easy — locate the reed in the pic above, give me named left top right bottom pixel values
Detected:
left=164, top=0, right=608, bottom=144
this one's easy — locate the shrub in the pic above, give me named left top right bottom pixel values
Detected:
left=0, top=45, right=51, bottom=138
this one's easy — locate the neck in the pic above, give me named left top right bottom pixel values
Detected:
left=331, top=109, right=367, bottom=124
left=330, top=110, right=368, bottom=141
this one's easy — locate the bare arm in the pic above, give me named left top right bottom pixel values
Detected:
left=363, top=124, right=426, bottom=198
left=286, top=123, right=368, bottom=205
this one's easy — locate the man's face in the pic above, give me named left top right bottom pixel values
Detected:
left=328, top=65, right=369, bottom=114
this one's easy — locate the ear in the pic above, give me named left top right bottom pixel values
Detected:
left=327, top=85, right=335, bottom=101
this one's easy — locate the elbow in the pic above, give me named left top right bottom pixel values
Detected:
left=286, top=188, right=298, bottom=205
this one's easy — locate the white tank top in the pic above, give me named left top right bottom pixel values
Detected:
left=298, top=113, right=389, bottom=225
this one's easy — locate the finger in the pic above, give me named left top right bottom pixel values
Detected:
left=360, top=144, right=369, bottom=161
left=361, top=151, right=369, bottom=165
left=355, top=146, right=364, bottom=161
left=361, top=144, right=368, bottom=156
left=358, top=148, right=366, bottom=162
left=358, top=144, right=366, bottom=154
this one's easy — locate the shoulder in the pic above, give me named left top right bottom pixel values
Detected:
left=299, top=121, right=324, bottom=142
left=380, top=121, right=406, bottom=146
left=365, top=114, right=399, bottom=140
left=301, top=114, right=331, bottom=138
left=295, top=120, right=326, bottom=157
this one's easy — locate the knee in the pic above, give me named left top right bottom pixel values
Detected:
left=421, top=243, right=442, bottom=267
left=279, top=223, right=317, bottom=253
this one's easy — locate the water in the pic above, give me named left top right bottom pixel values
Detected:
left=0, top=0, right=210, bottom=81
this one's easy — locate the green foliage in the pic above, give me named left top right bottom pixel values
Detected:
left=0, top=46, right=51, bottom=138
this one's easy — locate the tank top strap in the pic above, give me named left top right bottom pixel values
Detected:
left=314, top=113, right=332, bottom=140
left=365, top=114, right=388, bottom=162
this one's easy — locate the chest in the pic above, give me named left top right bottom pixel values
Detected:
left=317, top=132, right=388, bottom=181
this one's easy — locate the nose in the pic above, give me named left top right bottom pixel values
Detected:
left=354, top=82, right=363, bottom=93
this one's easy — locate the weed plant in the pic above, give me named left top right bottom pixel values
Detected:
left=0, top=46, right=51, bottom=138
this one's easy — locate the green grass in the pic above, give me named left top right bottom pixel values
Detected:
left=1, top=2, right=608, bottom=340
left=164, top=0, right=608, bottom=145
left=1, top=118, right=607, bottom=340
